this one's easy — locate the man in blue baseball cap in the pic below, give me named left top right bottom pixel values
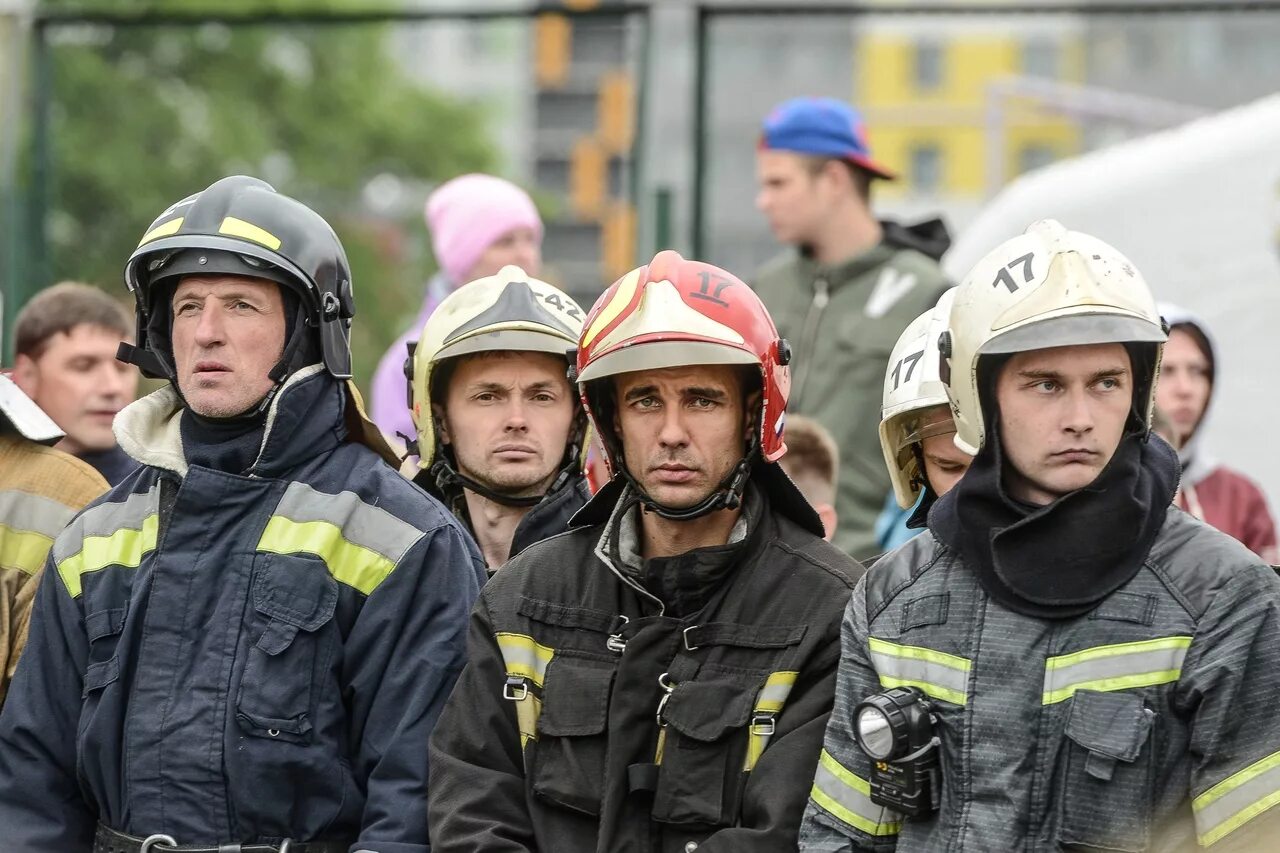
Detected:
left=753, top=96, right=951, bottom=560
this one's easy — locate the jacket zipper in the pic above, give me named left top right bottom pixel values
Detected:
left=791, top=276, right=830, bottom=405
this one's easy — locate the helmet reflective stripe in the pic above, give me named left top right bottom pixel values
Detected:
left=946, top=219, right=1166, bottom=455
left=409, top=265, right=586, bottom=470
left=879, top=289, right=959, bottom=509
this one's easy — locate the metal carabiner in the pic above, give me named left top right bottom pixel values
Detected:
left=656, top=671, right=676, bottom=728
left=139, top=835, right=178, bottom=853
left=607, top=614, right=629, bottom=654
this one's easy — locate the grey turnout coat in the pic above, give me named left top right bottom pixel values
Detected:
left=800, top=510, right=1280, bottom=852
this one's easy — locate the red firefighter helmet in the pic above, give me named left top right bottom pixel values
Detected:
left=575, top=251, right=793, bottom=519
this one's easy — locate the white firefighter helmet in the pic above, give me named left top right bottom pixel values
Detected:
left=879, top=287, right=960, bottom=509
left=408, top=265, right=586, bottom=471
left=0, top=293, right=64, bottom=444
left=945, top=219, right=1166, bottom=455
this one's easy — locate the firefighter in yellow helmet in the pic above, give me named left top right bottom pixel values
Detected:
left=408, top=266, right=591, bottom=570
left=0, top=294, right=107, bottom=707
left=802, top=220, right=1280, bottom=850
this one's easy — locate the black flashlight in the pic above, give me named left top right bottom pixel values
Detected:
left=853, top=686, right=941, bottom=818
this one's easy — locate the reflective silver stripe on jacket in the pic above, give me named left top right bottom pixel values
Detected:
left=1042, top=636, right=1192, bottom=705
left=868, top=637, right=971, bottom=706
left=1193, top=749, right=1280, bottom=846
left=809, top=749, right=902, bottom=837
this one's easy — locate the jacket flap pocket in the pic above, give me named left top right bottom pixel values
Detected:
left=1088, top=593, right=1157, bottom=626
left=518, top=596, right=615, bottom=633
left=901, top=594, right=949, bottom=631
left=662, top=678, right=755, bottom=742
left=1065, top=690, right=1151, bottom=763
left=538, top=655, right=614, bottom=737
left=82, top=656, right=119, bottom=697
left=251, top=553, right=338, bottom=632
left=85, top=607, right=127, bottom=643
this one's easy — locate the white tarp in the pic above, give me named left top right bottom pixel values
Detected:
left=944, top=95, right=1280, bottom=507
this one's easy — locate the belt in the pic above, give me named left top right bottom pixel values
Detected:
left=93, top=823, right=351, bottom=853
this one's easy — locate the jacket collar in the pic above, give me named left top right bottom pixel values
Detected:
left=115, top=364, right=346, bottom=477
left=590, top=482, right=765, bottom=618
left=510, top=476, right=591, bottom=558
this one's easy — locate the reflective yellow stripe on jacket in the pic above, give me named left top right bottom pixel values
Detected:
left=744, top=670, right=797, bottom=771
left=53, top=487, right=160, bottom=598
left=1041, top=636, right=1191, bottom=705
left=0, top=490, right=79, bottom=576
left=1194, top=749, right=1280, bottom=846
left=810, top=749, right=902, bottom=837
left=868, top=637, right=971, bottom=706
left=495, top=632, right=554, bottom=748
left=257, top=482, right=424, bottom=595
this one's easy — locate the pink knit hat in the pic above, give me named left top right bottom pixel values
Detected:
left=425, top=174, right=544, bottom=285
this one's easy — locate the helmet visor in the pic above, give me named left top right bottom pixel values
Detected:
left=980, top=313, right=1166, bottom=356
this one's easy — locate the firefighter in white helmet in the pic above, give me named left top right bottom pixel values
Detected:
left=408, top=266, right=591, bottom=570
left=875, top=289, right=972, bottom=552
left=802, top=220, right=1280, bottom=850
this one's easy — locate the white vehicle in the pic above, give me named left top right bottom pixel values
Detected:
left=945, top=94, right=1280, bottom=506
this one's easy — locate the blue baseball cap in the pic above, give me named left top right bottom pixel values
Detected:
left=759, top=96, right=896, bottom=181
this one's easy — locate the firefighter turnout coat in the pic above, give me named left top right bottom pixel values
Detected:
left=0, top=366, right=486, bottom=852
left=0, top=432, right=107, bottom=706
left=428, top=476, right=864, bottom=852
left=800, top=511, right=1280, bottom=851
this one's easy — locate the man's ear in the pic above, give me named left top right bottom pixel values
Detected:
left=11, top=353, right=40, bottom=397
left=431, top=403, right=452, bottom=446
left=743, top=388, right=762, bottom=441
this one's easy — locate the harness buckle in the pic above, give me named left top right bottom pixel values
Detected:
left=750, top=713, right=777, bottom=737
left=503, top=676, right=529, bottom=701
left=139, top=836, right=177, bottom=853
left=682, top=625, right=700, bottom=652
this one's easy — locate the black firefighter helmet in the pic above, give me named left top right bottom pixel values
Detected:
left=122, top=175, right=355, bottom=383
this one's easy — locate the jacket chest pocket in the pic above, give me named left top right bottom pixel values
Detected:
left=651, top=673, right=759, bottom=827
left=82, top=606, right=127, bottom=697
left=236, top=553, right=338, bottom=745
left=530, top=652, right=616, bottom=816
left=1056, top=690, right=1156, bottom=852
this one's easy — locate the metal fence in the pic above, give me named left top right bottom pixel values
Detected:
left=4, top=2, right=649, bottom=385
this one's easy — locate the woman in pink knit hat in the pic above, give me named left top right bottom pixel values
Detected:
left=370, top=173, right=544, bottom=444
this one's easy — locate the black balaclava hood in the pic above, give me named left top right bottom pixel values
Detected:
left=930, top=349, right=1179, bottom=619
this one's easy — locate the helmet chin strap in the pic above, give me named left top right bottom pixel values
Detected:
left=621, top=430, right=759, bottom=522
left=429, top=431, right=585, bottom=510
left=249, top=300, right=313, bottom=418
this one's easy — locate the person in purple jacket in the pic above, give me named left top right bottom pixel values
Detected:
left=370, top=173, right=544, bottom=447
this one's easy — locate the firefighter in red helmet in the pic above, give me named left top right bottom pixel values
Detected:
left=428, top=251, right=864, bottom=851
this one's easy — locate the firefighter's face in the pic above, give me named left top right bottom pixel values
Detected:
left=613, top=364, right=755, bottom=510
left=170, top=275, right=286, bottom=418
left=995, top=343, right=1132, bottom=506
left=435, top=351, right=576, bottom=497
left=917, top=407, right=969, bottom=497
left=12, top=323, right=138, bottom=455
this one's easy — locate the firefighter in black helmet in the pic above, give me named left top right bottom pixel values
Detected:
left=0, top=176, right=485, bottom=853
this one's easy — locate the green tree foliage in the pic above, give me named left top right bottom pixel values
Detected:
left=37, top=0, right=496, bottom=387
